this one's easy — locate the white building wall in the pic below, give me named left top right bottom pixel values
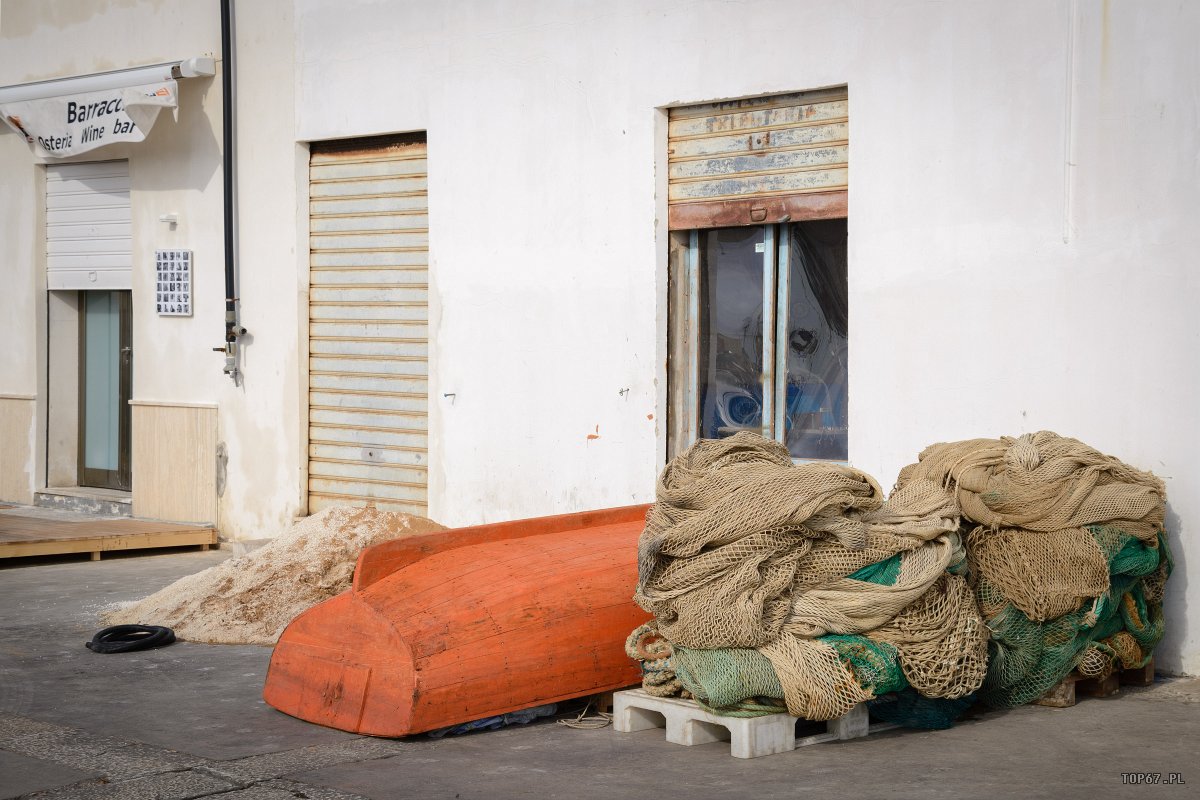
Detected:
left=0, top=123, right=42, bottom=505
left=215, top=0, right=304, bottom=537
left=0, top=0, right=301, bottom=537
left=0, top=0, right=226, bottom=508
left=295, top=0, right=1200, bottom=674
left=1, top=0, right=1196, bottom=675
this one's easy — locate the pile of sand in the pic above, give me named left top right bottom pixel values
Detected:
left=104, top=505, right=445, bottom=645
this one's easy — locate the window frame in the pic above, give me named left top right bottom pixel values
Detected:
left=667, top=217, right=848, bottom=462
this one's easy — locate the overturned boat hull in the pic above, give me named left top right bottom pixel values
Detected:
left=263, top=505, right=650, bottom=736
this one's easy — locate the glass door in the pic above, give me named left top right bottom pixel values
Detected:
left=79, top=290, right=132, bottom=490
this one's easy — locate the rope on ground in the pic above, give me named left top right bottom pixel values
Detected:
left=556, top=702, right=613, bottom=730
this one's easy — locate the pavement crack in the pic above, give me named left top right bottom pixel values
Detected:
left=202, top=737, right=404, bottom=784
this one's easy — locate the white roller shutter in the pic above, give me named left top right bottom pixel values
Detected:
left=308, top=136, right=429, bottom=515
left=46, top=160, right=131, bottom=290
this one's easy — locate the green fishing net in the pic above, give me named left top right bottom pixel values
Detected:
left=978, top=527, right=1170, bottom=708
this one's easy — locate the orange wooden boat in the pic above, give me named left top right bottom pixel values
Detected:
left=263, top=504, right=651, bottom=736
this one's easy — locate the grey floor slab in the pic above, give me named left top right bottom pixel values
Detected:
left=0, top=750, right=99, bottom=799
left=21, top=768, right=238, bottom=800
left=2, top=534, right=1198, bottom=800
left=208, top=739, right=406, bottom=784
left=291, top=684, right=1200, bottom=800
left=0, top=549, right=359, bottom=761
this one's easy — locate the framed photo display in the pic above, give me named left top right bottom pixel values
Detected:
left=155, top=250, right=193, bottom=316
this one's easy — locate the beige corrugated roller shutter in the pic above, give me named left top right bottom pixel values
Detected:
left=308, top=135, right=429, bottom=515
left=667, top=87, right=848, bottom=230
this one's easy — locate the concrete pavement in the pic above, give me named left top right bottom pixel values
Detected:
left=1, top=547, right=1196, bottom=800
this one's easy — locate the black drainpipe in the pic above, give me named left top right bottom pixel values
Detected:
left=218, top=0, right=245, bottom=380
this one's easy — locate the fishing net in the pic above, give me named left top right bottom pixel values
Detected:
left=868, top=573, right=990, bottom=699
left=823, top=635, right=907, bottom=695
left=895, top=432, right=1171, bottom=708
left=895, top=432, right=1165, bottom=543
left=632, top=432, right=987, bottom=722
left=867, top=691, right=977, bottom=730
left=673, top=647, right=788, bottom=716
left=974, top=528, right=1170, bottom=706
left=634, top=433, right=886, bottom=650
left=627, top=430, right=1170, bottom=727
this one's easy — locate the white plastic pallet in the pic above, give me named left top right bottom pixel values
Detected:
left=612, top=689, right=893, bottom=759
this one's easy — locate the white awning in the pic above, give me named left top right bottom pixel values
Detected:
left=0, top=57, right=214, bottom=160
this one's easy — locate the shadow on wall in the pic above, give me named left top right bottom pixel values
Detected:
left=133, top=74, right=221, bottom=193
left=1161, top=502, right=1189, bottom=674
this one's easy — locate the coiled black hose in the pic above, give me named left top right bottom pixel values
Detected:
left=85, top=625, right=176, bottom=654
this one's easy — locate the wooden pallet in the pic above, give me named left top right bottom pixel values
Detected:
left=1034, top=658, right=1155, bottom=708
left=589, top=690, right=617, bottom=714
left=0, top=512, right=216, bottom=561
left=613, top=689, right=896, bottom=759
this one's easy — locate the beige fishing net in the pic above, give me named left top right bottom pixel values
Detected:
left=964, top=525, right=1109, bottom=623
left=895, top=431, right=1165, bottom=542
left=629, top=429, right=1171, bottom=723
left=869, top=573, right=988, bottom=699
left=633, top=432, right=988, bottom=721
left=636, top=434, right=884, bottom=649
left=895, top=431, right=1170, bottom=707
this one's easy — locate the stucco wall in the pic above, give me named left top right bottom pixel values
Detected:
left=2, top=5, right=226, bottom=412
left=0, top=125, right=41, bottom=503
left=295, top=0, right=1200, bottom=674
left=0, top=0, right=226, bottom=506
left=1, top=0, right=1195, bottom=675
left=214, top=0, right=304, bottom=536
left=0, top=0, right=302, bottom=538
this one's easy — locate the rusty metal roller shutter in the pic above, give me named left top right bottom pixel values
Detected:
left=308, top=135, right=429, bottom=515
left=667, top=87, right=848, bottom=230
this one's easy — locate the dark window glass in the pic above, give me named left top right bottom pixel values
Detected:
left=697, top=227, right=766, bottom=440
left=781, top=219, right=847, bottom=460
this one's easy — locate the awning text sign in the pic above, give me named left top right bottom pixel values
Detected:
left=1, top=80, right=177, bottom=159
